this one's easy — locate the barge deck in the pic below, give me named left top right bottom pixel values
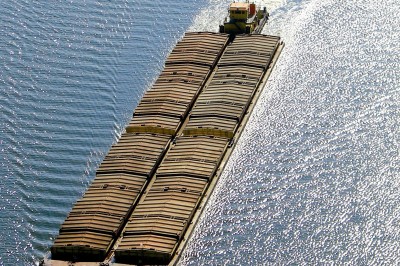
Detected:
left=43, top=32, right=284, bottom=266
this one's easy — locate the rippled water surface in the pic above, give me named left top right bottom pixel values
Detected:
left=1, top=0, right=399, bottom=265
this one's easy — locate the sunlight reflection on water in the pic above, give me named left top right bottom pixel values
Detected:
left=179, top=0, right=400, bottom=265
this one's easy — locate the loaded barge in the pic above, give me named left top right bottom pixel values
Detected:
left=44, top=2, right=284, bottom=265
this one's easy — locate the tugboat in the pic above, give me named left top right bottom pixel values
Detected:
left=219, top=1, right=269, bottom=35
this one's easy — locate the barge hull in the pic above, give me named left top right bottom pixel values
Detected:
left=170, top=37, right=284, bottom=265
left=114, top=34, right=284, bottom=265
left=44, top=33, right=284, bottom=266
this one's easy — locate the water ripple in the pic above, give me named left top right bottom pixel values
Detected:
left=179, top=0, right=400, bottom=265
left=1, top=0, right=206, bottom=264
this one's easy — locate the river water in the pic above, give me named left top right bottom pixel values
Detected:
left=1, top=0, right=399, bottom=265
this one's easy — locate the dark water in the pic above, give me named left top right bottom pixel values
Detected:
left=1, top=0, right=399, bottom=265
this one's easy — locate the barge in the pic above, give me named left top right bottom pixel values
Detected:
left=44, top=2, right=284, bottom=265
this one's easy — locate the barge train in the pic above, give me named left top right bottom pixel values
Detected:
left=43, top=2, right=284, bottom=265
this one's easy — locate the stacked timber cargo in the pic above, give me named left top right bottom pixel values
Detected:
left=114, top=34, right=282, bottom=265
left=50, top=32, right=230, bottom=262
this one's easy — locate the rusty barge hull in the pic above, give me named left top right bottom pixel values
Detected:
left=44, top=32, right=284, bottom=266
